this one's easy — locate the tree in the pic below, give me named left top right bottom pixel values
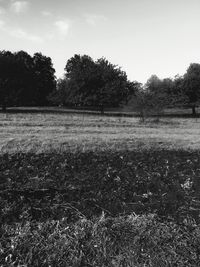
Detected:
left=132, top=86, right=150, bottom=122
left=132, top=75, right=173, bottom=122
left=13, top=50, right=35, bottom=106
left=0, top=50, right=56, bottom=110
left=48, top=78, right=77, bottom=106
left=0, top=51, right=30, bottom=110
left=183, top=63, right=200, bottom=115
left=89, top=58, right=136, bottom=113
left=58, top=54, right=138, bottom=113
left=32, top=53, right=56, bottom=106
left=169, top=75, right=188, bottom=108
left=64, top=54, right=96, bottom=107
left=161, top=78, right=174, bottom=98
left=145, top=75, right=169, bottom=117
left=0, top=51, right=13, bottom=110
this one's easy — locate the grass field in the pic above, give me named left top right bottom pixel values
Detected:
left=1, top=112, right=200, bottom=153
left=1, top=111, right=200, bottom=266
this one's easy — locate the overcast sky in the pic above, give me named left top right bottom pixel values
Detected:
left=0, top=0, right=200, bottom=83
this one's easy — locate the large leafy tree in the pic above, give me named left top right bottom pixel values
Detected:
left=13, top=50, right=35, bottom=106
left=33, top=53, right=56, bottom=106
left=0, top=50, right=56, bottom=110
left=65, top=54, right=96, bottom=107
left=183, top=63, right=200, bottom=115
left=56, top=54, right=138, bottom=112
left=0, top=51, right=17, bottom=110
left=0, top=50, right=34, bottom=110
left=86, top=58, right=136, bottom=113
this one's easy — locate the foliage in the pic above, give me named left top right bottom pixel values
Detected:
left=132, top=75, right=171, bottom=121
left=0, top=50, right=56, bottom=110
left=183, top=63, right=200, bottom=115
left=49, top=78, right=81, bottom=107
left=0, top=51, right=30, bottom=110
left=137, top=64, right=200, bottom=117
left=170, top=75, right=188, bottom=107
left=32, top=53, right=56, bottom=106
left=51, top=54, right=138, bottom=112
left=132, top=62, right=200, bottom=117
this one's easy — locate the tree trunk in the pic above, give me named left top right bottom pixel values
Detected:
left=192, top=105, right=196, bottom=116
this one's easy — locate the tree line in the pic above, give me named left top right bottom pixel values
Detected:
left=135, top=64, right=200, bottom=119
left=1, top=50, right=200, bottom=115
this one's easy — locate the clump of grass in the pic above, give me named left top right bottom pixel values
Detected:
left=1, top=213, right=200, bottom=266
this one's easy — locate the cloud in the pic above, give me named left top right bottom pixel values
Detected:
left=84, top=14, right=107, bottom=26
left=55, top=20, right=70, bottom=37
left=10, top=28, right=43, bottom=42
left=41, top=10, right=52, bottom=17
left=0, top=6, right=5, bottom=14
left=0, top=17, right=48, bottom=43
left=0, top=19, right=5, bottom=28
left=10, top=1, right=29, bottom=14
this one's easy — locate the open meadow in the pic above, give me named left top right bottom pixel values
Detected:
left=1, top=112, right=200, bottom=153
left=1, top=111, right=200, bottom=266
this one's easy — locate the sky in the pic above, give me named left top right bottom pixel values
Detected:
left=0, top=0, right=200, bottom=84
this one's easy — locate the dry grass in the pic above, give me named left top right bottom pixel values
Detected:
left=2, top=213, right=200, bottom=267
left=0, top=112, right=200, bottom=153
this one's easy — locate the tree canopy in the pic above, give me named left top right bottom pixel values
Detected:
left=52, top=54, right=139, bottom=112
left=183, top=63, right=200, bottom=115
left=0, top=50, right=56, bottom=110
